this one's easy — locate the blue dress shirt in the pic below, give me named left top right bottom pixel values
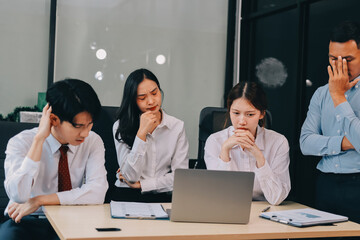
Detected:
left=300, top=79, right=360, bottom=173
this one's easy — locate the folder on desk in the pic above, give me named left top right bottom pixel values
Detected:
left=260, top=208, right=348, bottom=227
left=110, top=201, right=169, bottom=219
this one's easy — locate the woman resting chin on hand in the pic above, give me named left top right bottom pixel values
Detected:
left=204, top=82, right=291, bottom=206
left=111, top=68, right=189, bottom=203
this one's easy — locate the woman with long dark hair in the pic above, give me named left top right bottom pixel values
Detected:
left=204, top=82, right=290, bottom=205
left=112, top=68, right=189, bottom=202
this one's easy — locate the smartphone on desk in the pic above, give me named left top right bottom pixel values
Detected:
left=96, top=227, right=121, bottom=232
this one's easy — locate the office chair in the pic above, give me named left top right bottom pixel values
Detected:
left=91, top=106, right=119, bottom=203
left=195, top=107, right=230, bottom=169
left=195, top=107, right=272, bottom=169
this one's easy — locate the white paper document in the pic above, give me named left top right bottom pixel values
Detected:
left=110, top=201, right=168, bottom=219
left=260, top=208, right=348, bottom=227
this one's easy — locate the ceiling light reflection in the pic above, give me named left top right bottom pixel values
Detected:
left=90, top=42, right=97, bottom=50
left=95, top=71, right=103, bottom=81
left=156, top=54, right=166, bottom=65
left=96, top=49, right=107, bottom=60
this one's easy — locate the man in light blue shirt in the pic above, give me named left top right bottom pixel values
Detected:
left=300, top=20, right=360, bottom=224
left=300, top=21, right=360, bottom=223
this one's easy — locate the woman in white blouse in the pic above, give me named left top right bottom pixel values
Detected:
left=112, top=68, right=189, bottom=202
left=204, top=82, right=290, bottom=205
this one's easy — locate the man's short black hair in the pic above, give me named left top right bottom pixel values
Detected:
left=330, top=20, right=360, bottom=48
left=46, top=79, right=101, bottom=124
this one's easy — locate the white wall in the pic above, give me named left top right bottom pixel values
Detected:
left=0, top=0, right=49, bottom=116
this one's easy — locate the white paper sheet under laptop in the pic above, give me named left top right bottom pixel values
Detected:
left=170, top=169, right=255, bottom=224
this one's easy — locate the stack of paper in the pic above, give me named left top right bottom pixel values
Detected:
left=110, top=201, right=168, bottom=219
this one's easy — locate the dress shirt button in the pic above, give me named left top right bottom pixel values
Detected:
left=356, top=85, right=359, bottom=89
left=337, top=130, right=340, bottom=134
left=336, top=115, right=341, bottom=121
left=335, top=164, right=339, bottom=167
left=344, top=131, right=347, bottom=135
left=332, top=151, right=336, bottom=154
left=345, top=94, right=348, bottom=98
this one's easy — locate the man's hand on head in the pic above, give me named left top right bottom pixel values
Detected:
left=36, top=103, right=53, bottom=141
left=27, top=104, right=54, bottom=163
left=328, top=56, right=360, bottom=107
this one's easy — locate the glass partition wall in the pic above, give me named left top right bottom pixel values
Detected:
left=54, top=0, right=230, bottom=158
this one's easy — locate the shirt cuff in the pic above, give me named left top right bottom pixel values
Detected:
left=114, top=179, right=129, bottom=188
left=254, top=161, right=272, bottom=181
left=217, top=157, right=231, bottom=170
left=327, top=135, right=343, bottom=155
left=140, top=178, right=157, bottom=192
left=56, top=192, right=69, bottom=205
left=334, top=101, right=354, bottom=119
left=19, top=156, right=40, bottom=177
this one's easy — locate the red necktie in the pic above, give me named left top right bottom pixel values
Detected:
left=58, top=145, right=72, bottom=192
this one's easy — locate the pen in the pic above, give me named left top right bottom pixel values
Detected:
left=262, top=206, right=271, bottom=212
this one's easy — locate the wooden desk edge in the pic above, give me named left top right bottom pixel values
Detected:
left=44, top=207, right=66, bottom=240
left=44, top=202, right=360, bottom=240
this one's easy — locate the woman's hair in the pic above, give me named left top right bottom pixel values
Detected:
left=226, top=81, right=268, bottom=127
left=115, top=68, right=162, bottom=148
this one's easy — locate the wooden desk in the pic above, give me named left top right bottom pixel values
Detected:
left=44, top=201, right=360, bottom=240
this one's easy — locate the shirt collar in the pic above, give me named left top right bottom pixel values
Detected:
left=227, top=125, right=235, bottom=135
left=47, top=133, right=76, bottom=154
left=157, top=110, right=170, bottom=129
left=349, top=76, right=360, bottom=89
left=355, top=76, right=360, bottom=88
left=47, top=134, right=61, bottom=154
left=255, top=125, right=265, bottom=151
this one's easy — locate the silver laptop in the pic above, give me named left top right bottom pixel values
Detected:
left=170, top=169, right=254, bottom=224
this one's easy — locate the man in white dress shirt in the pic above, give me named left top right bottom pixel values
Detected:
left=0, top=79, right=108, bottom=240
